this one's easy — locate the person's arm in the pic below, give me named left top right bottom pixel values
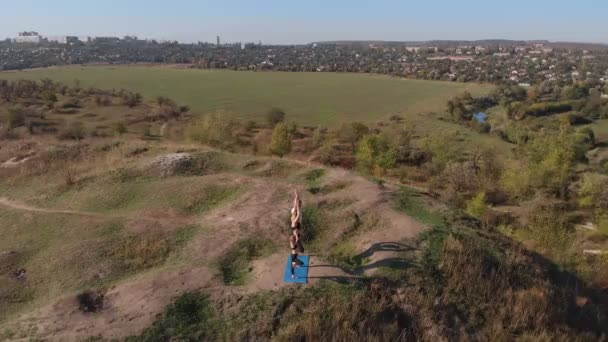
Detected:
left=292, top=190, right=299, bottom=211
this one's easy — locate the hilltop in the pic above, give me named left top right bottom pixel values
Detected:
left=0, top=137, right=605, bottom=341
left=0, top=77, right=607, bottom=340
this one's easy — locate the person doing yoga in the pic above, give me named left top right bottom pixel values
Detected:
left=290, top=190, right=304, bottom=278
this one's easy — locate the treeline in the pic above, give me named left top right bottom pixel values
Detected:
left=3, top=38, right=608, bottom=86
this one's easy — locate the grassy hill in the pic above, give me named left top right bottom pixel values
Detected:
left=0, top=138, right=605, bottom=340
left=1, top=77, right=607, bottom=340
left=0, top=66, right=493, bottom=126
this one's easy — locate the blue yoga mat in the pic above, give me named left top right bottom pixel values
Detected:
left=283, top=255, right=309, bottom=284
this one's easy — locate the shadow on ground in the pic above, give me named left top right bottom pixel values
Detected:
left=308, top=241, right=418, bottom=284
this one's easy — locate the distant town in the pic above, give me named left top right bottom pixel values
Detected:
left=2, top=31, right=608, bottom=90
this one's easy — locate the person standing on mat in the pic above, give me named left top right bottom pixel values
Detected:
left=291, top=190, right=304, bottom=252
left=290, top=190, right=304, bottom=278
left=290, top=234, right=303, bottom=278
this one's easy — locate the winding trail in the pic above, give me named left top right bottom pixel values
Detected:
left=0, top=197, right=102, bottom=217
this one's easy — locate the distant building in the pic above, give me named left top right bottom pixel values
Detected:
left=217, top=36, right=220, bottom=46
left=15, top=31, right=41, bottom=43
left=45, top=36, right=68, bottom=44
left=94, top=36, right=120, bottom=43
left=405, top=46, right=421, bottom=53
left=493, top=52, right=510, bottom=57
left=241, top=43, right=245, bottom=50
left=427, top=56, right=474, bottom=61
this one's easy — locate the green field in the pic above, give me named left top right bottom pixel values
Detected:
left=0, top=65, right=493, bottom=126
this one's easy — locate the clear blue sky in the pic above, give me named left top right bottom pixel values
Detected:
left=2, top=0, right=606, bottom=44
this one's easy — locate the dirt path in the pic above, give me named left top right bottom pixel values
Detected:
left=0, top=197, right=103, bottom=217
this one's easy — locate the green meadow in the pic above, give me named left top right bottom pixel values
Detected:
left=1, top=65, right=493, bottom=126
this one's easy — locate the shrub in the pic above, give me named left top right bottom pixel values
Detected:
left=42, top=90, right=57, bottom=103
left=577, top=173, right=608, bottom=209
left=121, top=91, right=142, bottom=107
left=6, top=106, right=26, bottom=128
left=131, top=292, right=222, bottom=341
left=155, top=96, right=176, bottom=108
left=266, top=107, right=285, bottom=126
left=219, top=238, right=272, bottom=285
left=77, top=290, right=105, bottom=313
left=466, top=191, right=490, bottom=218
left=95, top=95, right=111, bottom=106
left=525, top=196, right=573, bottom=255
left=524, top=101, right=573, bottom=117
left=269, top=122, right=292, bottom=157
left=335, top=121, right=369, bottom=150
left=188, top=112, right=237, bottom=150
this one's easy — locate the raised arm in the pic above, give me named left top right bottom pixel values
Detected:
left=293, top=190, right=299, bottom=210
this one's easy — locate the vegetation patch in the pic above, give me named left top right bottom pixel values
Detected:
left=309, top=180, right=351, bottom=195
left=173, top=224, right=199, bottom=246
left=111, top=233, right=172, bottom=271
left=128, top=292, right=223, bottom=342
left=183, top=184, right=242, bottom=214
left=77, top=289, right=106, bottom=313
left=303, top=168, right=325, bottom=183
left=108, top=224, right=199, bottom=273
left=218, top=237, right=274, bottom=285
left=300, top=205, right=326, bottom=244
left=327, top=241, right=368, bottom=268
left=395, top=187, right=444, bottom=226
left=327, top=213, right=386, bottom=268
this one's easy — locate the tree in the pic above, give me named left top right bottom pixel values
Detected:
left=269, top=122, right=292, bottom=158
left=560, top=84, right=586, bottom=100
left=466, top=191, right=490, bottom=218
left=266, top=107, right=286, bottom=127
left=502, top=131, right=579, bottom=200
left=188, top=112, right=236, bottom=150
left=355, top=134, right=396, bottom=175
left=121, top=91, right=142, bottom=107
left=336, top=122, right=369, bottom=151
left=447, top=97, right=466, bottom=120
left=421, top=130, right=460, bottom=169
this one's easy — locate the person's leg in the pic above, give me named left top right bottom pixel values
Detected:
left=293, top=253, right=303, bottom=266
left=291, top=253, right=298, bottom=278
